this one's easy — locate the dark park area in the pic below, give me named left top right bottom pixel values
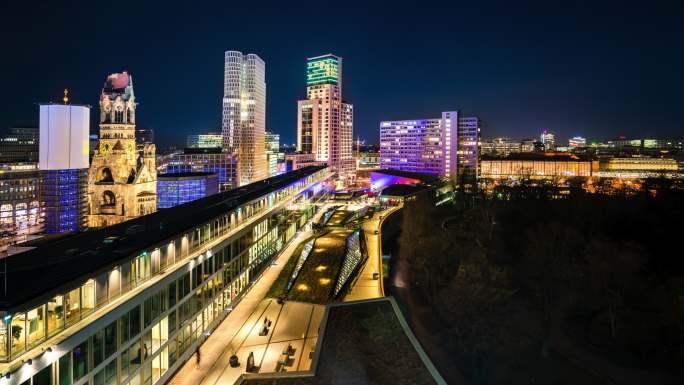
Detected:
left=382, top=186, right=684, bottom=385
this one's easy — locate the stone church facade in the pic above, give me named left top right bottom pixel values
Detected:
left=88, top=72, right=157, bottom=228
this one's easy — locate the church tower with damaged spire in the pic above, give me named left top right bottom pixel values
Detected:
left=88, top=71, right=157, bottom=227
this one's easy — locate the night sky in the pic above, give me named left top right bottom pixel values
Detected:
left=1, top=1, right=682, bottom=147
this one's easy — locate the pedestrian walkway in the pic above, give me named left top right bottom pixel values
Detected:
left=167, top=204, right=332, bottom=385
left=197, top=299, right=324, bottom=385
left=344, top=206, right=401, bottom=301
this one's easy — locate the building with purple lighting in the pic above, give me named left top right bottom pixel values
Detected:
left=379, top=111, right=480, bottom=180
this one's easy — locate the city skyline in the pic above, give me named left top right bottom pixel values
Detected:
left=1, top=1, right=682, bottom=147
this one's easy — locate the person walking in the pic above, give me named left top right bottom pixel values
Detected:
left=195, top=347, right=201, bottom=369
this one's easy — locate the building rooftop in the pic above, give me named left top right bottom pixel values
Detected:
left=379, top=184, right=431, bottom=197
left=182, top=147, right=223, bottom=154
left=157, top=172, right=218, bottom=179
left=481, top=152, right=592, bottom=162
left=0, top=166, right=327, bottom=312
left=371, top=169, right=441, bottom=184
left=239, top=298, right=444, bottom=385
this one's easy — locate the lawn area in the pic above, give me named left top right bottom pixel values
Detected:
left=325, top=210, right=354, bottom=226
left=286, top=228, right=351, bottom=304
left=265, top=235, right=315, bottom=299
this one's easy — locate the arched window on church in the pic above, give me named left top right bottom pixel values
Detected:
left=100, top=168, right=113, bottom=183
left=127, top=108, right=132, bottom=123
left=115, top=110, right=124, bottom=123
left=102, top=191, right=116, bottom=207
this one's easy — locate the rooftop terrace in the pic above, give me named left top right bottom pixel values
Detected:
left=239, top=298, right=445, bottom=385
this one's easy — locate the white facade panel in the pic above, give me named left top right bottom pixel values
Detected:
left=39, top=104, right=90, bottom=170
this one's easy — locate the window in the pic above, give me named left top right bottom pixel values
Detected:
left=105, top=321, right=117, bottom=359
left=93, top=329, right=105, bottom=367
left=105, top=359, right=117, bottom=385
left=151, top=317, right=168, bottom=354
left=143, top=298, right=152, bottom=328
left=10, top=312, right=26, bottom=356
left=81, top=279, right=96, bottom=317
left=152, top=347, right=168, bottom=382
left=120, top=312, right=130, bottom=343
left=129, top=306, right=141, bottom=337
left=94, top=367, right=105, bottom=385
left=125, top=339, right=141, bottom=377
left=33, top=364, right=51, bottom=385
left=59, top=353, right=71, bottom=385
left=48, top=295, right=64, bottom=336
left=167, top=281, right=176, bottom=307
left=65, top=288, right=81, bottom=326
left=73, top=340, right=88, bottom=381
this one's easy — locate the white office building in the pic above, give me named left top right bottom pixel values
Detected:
left=222, top=51, right=267, bottom=186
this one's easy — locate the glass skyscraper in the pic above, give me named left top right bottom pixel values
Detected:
left=222, top=51, right=267, bottom=186
left=297, top=54, right=355, bottom=182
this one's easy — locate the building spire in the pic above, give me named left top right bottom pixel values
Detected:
left=63, top=88, right=69, bottom=104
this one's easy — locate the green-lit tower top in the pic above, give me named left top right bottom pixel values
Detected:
left=306, top=54, right=340, bottom=86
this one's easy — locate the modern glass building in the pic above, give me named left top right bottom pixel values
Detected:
left=264, top=132, right=280, bottom=178
left=0, top=163, right=43, bottom=248
left=296, top=54, right=355, bottom=182
left=185, top=135, right=222, bottom=149
left=42, top=169, right=88, bottom=233
left=156, top=173, right=219, bottom=209
left=0, top=128, right=38, bottom=164
left=166, top=148, right=237, bottom=192
left=222, top=51, right=267, bottom=186
left=0, top=166, right=331, bottom=385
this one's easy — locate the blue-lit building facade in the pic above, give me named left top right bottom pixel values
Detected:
left=42, top=169, right=88, bottom=233
left=0, top=166, right=331, bottom=385
left=38, top=104, right=91, bottom=234
left=165, top=148, right=237, bottom=192
left=157, top=173, right=219, bottom=209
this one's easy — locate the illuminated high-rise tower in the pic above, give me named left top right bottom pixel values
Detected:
left=222, top=51, right=267, bottom=186
left=297, top=54, right=354, bottom=182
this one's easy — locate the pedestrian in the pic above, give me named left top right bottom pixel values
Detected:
left=195, top=347, right=201, bottom=369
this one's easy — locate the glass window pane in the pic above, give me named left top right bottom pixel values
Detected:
left=143, top=298, right=152, bottom=328
left=65, top=288, right=81, bottom=326
left=128, top=339, right=141, bottom=375
left=94, top=368, right=105, bottom=385
left=120, top=312, right=130, bottom=344
left=0, top=321, right=7, bottom=360
left=33, top=363, right=52, bottom=385
left=106, top=358, right=117, bottom=385
left=105, top=321, right=117, bottom=359
left=10, top=312, right=26, bottom=356
left=48, top=295, right=65, bottom=336
left=73, top=340, right=88, bottom=381
left=129, top=306, right=141, bottom=337
left=81, top=279, right=96, bottom=318
left=59, top=353, right=71, bottom=385
left=93, top=329, right=104, bottom=367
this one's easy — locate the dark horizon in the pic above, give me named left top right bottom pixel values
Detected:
left=1, top=1, right=682, bottom=147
